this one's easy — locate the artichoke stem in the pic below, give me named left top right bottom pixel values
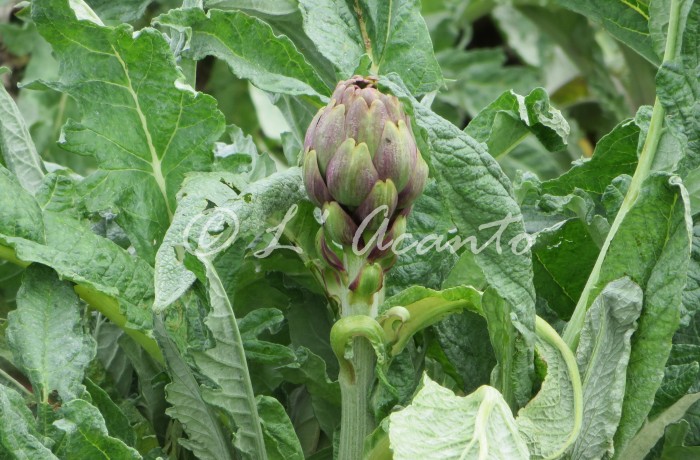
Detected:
left=338, top=337, right=376, bottom=460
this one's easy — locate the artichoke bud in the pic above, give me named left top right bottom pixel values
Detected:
left=315, top=229, right=344, bottom=272
left=355, top=179, right=398, bottom=233
left=302, top=75, right=428, bottom=261
left=326, top=139, right=378, bottom=206
left=313, top=103, right=346, bottom=175
left=398, top=154, right=428, bottom=209
left=323, top=202, right=358, bottom=246
left=374, top=120, right=415, bottom=191
left=303, top=150, right=332, bottom=206
left=349, top=263, right=384, bottom=298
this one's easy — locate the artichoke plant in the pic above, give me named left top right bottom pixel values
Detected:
left=302, top=76, right=428, bottom=314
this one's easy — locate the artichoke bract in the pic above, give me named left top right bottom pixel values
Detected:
left=303, top=76, right=428, bottom=266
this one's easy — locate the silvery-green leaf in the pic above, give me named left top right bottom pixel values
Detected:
left=0, top=67, right=45, bottom=194
left=0, top=384, right=56, bottom=460
left=52, top=399, right=141, bottom=459
left=388, top=375, right=529, bottom=460
left=298, top=0, right=364, bottom=77
left=7, top=265, right=96, bottom=403
left=569, top=278, right=643, bottom=460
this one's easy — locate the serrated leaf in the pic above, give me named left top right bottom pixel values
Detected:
left=388, top=375, right=529, bottom=460
left=155, top=8, right=330, bottom=100
left=569, top=278, right=643, bottom=460
left=298, top=0, right=364, bottom=77
left=0, top=70, right=45, bottom=194
left=194, top=259, right=266, bottom=459
left=466, top=88, right=570, bottom=157
left=542, top=117, right=640, bottom=196
left=0, top=384, right=56, bottom=460
left=52, top=399, right=141, bottom=459
left=154, top=317, right=235, bottom=460
left=32, top=0, right=226, bottom=263
left=7, top=265, right=96, bottom=403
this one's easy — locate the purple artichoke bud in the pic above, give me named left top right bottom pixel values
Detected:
left=323, top=202, right=358, bottom=246
left=398, top=154, right=428, bottom=208
left=303, top=150, right=332, bottom=206
left=374, top=120, right=415, bottom=190
left=302, top=75, right=429, bottom=255
left=326, top=139, right=378, bottom=207
left=355, top=179, right=398, bottom=233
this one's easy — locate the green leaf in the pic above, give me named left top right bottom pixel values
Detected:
left=620, top=392, right=700, bottom=459
left=84, top=378, right=136, bottom=448
left=257, top=396, right=304, bottom=460
left=298, top=0, right=365, bottom=77
left=32, top=0, right=226, bottom=263
left=658, top=4, right=700, bottom=176
left=193, top=259, right=266, bottom=459
left=155, top=8, right=330, bottom=100
left=555, top=0, right=659, bottom=65
left=465, top=88, right=570, bottom=157
left=358, top=0, right=444, bottom=94
left=651, top=363, right=700, bottom=417
left=661, top=420, right=700, bottom=459
left=541, top=117, right=640, bottom=196
left=516, top=318, right=582, bottom=460
left=154, top=317, right=235, bottom=460
left=532, top=217, right=600, bottom=320
left=154, top=167, right=306, bottom=311
left=204, top=0, right=299, bottom=15
left=482, top=289, right=533, bottom=411
left=432, top=310, right=496, bottom=394
left=7, top=265, right=96, bottom=403
left=52, top=399, right=141, bottom=459
left=84, top=0, right=155, bottom=22
left=388, top=375, right=529, bottom=460
left=579, top=174, right=692, bottom=457
left=569, top=277, right=643, bottom=460
left=0, top=384, right=56, bottom=460
left=0, top=70, right=46, bottom=194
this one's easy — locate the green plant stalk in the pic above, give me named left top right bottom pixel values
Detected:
left=536, top=316, right=583, bottom=458
left=0, top=244, right=164, bottom=364
left=562, top=0, right=683, bottom=350
left=332, top=296, right=385, bottom=460
left=338, top=337, right=376, bottom=460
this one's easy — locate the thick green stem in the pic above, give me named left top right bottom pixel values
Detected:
left=338, top=337, right=376, bottom=460
left=562, top=0, right=683, bottom=350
